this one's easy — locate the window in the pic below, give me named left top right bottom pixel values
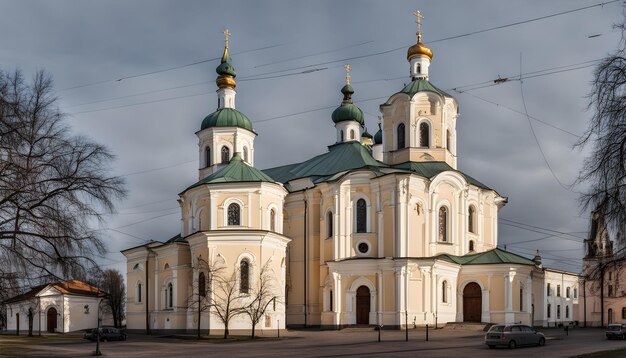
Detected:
left=557, top=285, right=561, bottom=297
left=356, top=199, right=367, bottom=233
left=327, top=212, right=333, bottom=238
left=447, top=129, right=452, bottom=151
left=566, top=287, right=570, bottom=298
left=243, top=147, right=248, bottom=162
left=609, top=272, right=613, bottom=281
left=350, top=129, right=355, bottom=140
left=137, top=282, right=142, bottom=303
left=340, top=130, right=344, bottom=141
left=416, top=63, right=421, bottom=74
left=205, top=147, right=211, bottom=167
left=227, top=203, right=240, bottom=226
left=574, top=288, right=578, bottom=298
left=609, top=308, right=614, bottom=324
left=167, top=283, right=173, bottom=308
left=330, top=290, right=333, bottom=311
left=240, top=260, right=250, bottom=294
left=469, top=240, right=475, bottom=252
left=557, top=305, right=561, bottom=319
left=164, top=263, right=170, bottom=270
left=520, top=288, right=523, bottom=311
left=622, top=307, right=626, bottom=319
left=609, top=284, right=613, bottom=297
left=468, top=206, right=475, bottom=233
left=199, top=272, right=206, bottom=298
left=270, top=209, right=276, bottom=232
left=397, top=123, right=406, bottom=149
left=442, top=281, right=448, bottom=303
left=438, top=206, right=448, bottom=242
left=357, top=241, right=369, bottom=254
left=547, top=283, right=551, bottom=296
left=221, top=146, right=230, bottom=164
left=547, top=304, right=551, bottom=318
left=419, top=122, right=430, bottom=147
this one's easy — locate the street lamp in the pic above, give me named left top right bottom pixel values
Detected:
left=94, top=298, right=107, bottom=356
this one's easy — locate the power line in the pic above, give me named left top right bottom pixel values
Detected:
left=120, top=160, right=196, bottom=177
left=254, top=41, right=374, bottom=68
left=500, top=218, right=586, bottom=240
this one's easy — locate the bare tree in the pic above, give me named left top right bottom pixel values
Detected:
left=242, top=261, right=279, bottom=339
left=91, top=269, right=125, bottom=328
left=0, top=69, right=126, bottom=291
left=210, top=268, right=246, bottom=339
left=577, top=11, right=626, bottom=241
left=187, top=256, right=224, bottom=339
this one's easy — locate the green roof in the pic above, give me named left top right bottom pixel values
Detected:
left=185, top=153, right=276, bottom=191
left=263, top=141, right=386, bottom=184
left=201, top=108, right=254, bottom=132
left=437, top=248, right=536, bottom=266
left=374, top=123, right=382, bottom=144
left=392, top=161, right=491, bottom=190
left=400, top=79, right=453, bottom=98
left=332, top=102, right=364, bottom=125
left=216, top=51, right=236, bottom=77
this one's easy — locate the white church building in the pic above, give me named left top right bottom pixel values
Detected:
left=122, top=12, right=580, bottom=333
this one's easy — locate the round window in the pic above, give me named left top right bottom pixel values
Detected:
left=358, top=242, right=369, bottom=254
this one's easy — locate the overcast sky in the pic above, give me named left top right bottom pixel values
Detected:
left=1, top=0, right=622, bottom=275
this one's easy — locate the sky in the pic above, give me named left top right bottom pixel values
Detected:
left=0, top=0, right=622, bottom=275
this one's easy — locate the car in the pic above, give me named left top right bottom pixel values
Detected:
left=83, top=327, right=127, bottom=342
left=605, top=324, right=626, bottom=339
left=484, top=324, right=546, bottom=349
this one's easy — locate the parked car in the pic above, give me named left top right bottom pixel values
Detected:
left=484, top=324, right=545, bottom=349
left=606, top=324, right=626, bottom=340
left=83, top=327, right=127, bottom=342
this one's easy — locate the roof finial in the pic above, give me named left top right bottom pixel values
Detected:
left=413, top=10, right=424, bottom=42
left=223, top=28, right=231, bottom=49
left=344, top=63, right=352, bottom=85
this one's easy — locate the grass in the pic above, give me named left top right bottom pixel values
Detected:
left=573, top=348, right=626, bottom=358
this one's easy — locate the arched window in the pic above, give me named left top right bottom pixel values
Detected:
left=446, top=129, right=452, bottom=151
left=350, top=129, right=355, bottom=140
left=243, top=147, right=248, bottom=162
left=557, top=305, right=561, bottom=319
left=199, top=272, right=206, bottom=298
left=327, top=211, right=333, bottom=238
left=340, top=130, right=344, bottom=142
left=609, top=308, right=614, bottom=324
left=240, top=260, right=250, bottom=294
left=468, top=206, right=476, bottom=233
left=566, top=305, right=570, bottom=318
left=547, top=304, right=551, bottom=318
left=164, top=263, right=170, bottom=270
left=221, top=146, right=230, bottom=164
left=469, top=240, right=475, bottom=252
left=519, top=288, right=523, bottom=311
left=356, top=199, right=367, bottom=233
left=205, top=147, right=211, bottom=167
left=167, top=283, right=173, bottom=308
left=442, top=281, right=448, bottom=303
left=574, top=288, right=578, bottom=298
left=397, top=123, right=406, bottom=149
left=137, top=282, right=142, bottom=303
left=416, top=63, right=421, bottom=74
left=438, top=206, right=448, bottom=242
left=270, top=209, right=276, bottom=232
left=227, top=203, right=240, bottom=226
left=420, top=122, right=430, bottom=147
left=566, top=287, right=570, bottom=298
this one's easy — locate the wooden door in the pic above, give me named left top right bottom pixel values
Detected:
left=47, top=307, right=57, bottom=332
left=356, top=286, right=370, bottom=325
left=463, top=283, right=482, bottom=322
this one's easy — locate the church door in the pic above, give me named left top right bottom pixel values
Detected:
left=463, top=283, right=482, bottom=322
left=47, top=307, right=57, bottom=332
left=356, top=286, right=370, bottom=325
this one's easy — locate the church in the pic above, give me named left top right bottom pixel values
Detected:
left=122, top=12, right=580, bottom=333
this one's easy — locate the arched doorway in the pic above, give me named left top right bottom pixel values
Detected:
left=47, top=307, right=57, bottom=332
left=463, top=282, right=482, bottom=322
left=356, top=286, right=370, bottom=325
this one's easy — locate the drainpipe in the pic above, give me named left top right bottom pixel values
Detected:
left=583, top=278, right=587, bottom=328
left=304, top=195, right=308, bottom=327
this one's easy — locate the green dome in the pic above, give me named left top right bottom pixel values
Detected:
left=374, top=123, right=382, bottom=144
left=201, top=108, right=253, bottom=132
left=216, top=57, right=236, bottom=77
left=341, top=84, right=354, bottom=95
left=331, top=103, right=364, bottom=125
left=362, top=128, right=372, bottom=138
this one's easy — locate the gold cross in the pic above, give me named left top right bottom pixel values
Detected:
left=344, top=63, right=351, bottom=84
left=223, top=29, right=231, bottom=48
left=413, top=10, right=424, bottom=34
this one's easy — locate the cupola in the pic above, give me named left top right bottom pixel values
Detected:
left=332, top=64, right=364, bottom=143
left=407, top=10, right=433, bottom=80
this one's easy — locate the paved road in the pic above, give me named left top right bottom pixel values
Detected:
left=1, top=327, right=624, bottom=357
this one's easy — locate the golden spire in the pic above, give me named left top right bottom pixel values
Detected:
left=413, top=10, right=424, bottom=42
left=216, top=28, right=236, bottom=89
left=344, top=64, right=351, bottom=85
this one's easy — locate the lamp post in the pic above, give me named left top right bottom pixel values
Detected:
left=94, top=298, right=106, bottom=356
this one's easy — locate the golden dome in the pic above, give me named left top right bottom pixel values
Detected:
left=407, top=37, right=433, bottom=61
left=216, top=74, right=236, bottom=89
